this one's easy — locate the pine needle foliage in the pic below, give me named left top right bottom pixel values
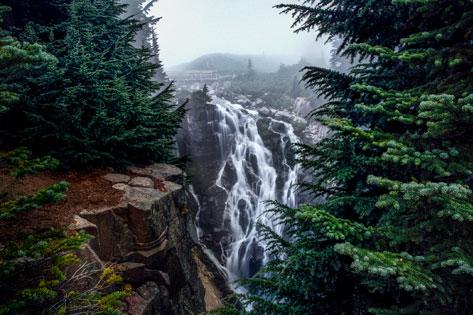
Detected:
left=0, top=181, right=68, bottom=220
left=3, top=147, right=60, bottom=178
left=242, top=0, right=473, bottom=314
left=0, top=230, right=127, bottom=315
left=0, top=152, right=127, bottom=314
left=0, top=0, right=184, bottom=167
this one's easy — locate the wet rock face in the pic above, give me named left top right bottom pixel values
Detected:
left=71, top=164, right=220, bottom=315
left=178, top=103, right=233, bottom=258
left=257, top=118, right=298, bottom=198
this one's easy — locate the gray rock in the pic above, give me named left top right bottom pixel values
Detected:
left=128, top=166, right=152, bottom=176
left=293, top=116, right=307, bottom=125
left=149, top=164, right=183, bottom=184
left=129, top=177, right=154, bottom=188
left=258, top=107, right=271, bottom=116
left=157, top=270, right=171, bottom=287
left=119, top=262, right=147, bottom=283
left=76, top=164, right=212, bottom=315
left=124, top=186, right=168, bottom=211
left=112, top=183, right=129, bottom=191
left=128, top=164, right=184, bottom=184
left=274, top=110, right=293, bottom=122
left=137, top=281, right=160, bottom=300
left=103, top=173, right=130, bottom=184
left=70, top=215, right=97, bottom=234
left=126, top=282, right=160, bottom=315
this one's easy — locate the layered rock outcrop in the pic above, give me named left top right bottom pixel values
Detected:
left=70, top=164, right=226, bottom=315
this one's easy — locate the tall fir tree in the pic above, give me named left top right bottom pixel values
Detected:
left=120, top=0, right=167, bottom=83
left=329, top=38, right=352, bottom=74
left=0, top=5, right=57, bottom=115
left=247, top=58, right=256, bottom=80
left=1, top=0, right=183, bottom=167
left=242, top=0, right=473, bottom=314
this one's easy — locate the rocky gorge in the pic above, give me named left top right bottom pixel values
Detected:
left=70, top=164, right=230, bottom=315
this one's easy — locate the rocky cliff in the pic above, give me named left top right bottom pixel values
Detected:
left=70, top=164, right=227, bottom=315
left=177, top=100, right=229, bottom=261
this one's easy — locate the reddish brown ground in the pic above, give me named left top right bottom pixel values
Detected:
left=0, top=167, right=123, bottom=242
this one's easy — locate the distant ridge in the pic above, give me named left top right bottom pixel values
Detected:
left=168, top=53, right=321, bottom=74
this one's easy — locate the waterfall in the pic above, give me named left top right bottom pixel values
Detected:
left=209, top=95, right=300, bottom=288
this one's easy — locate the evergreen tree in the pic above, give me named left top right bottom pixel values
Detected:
left=0, top=5, right=56, bottom=115
left=120, top=0, right=167, bottom=83
left=329, top=38, right=352, bottom=74
left=0, top=12, right=127, bottom=307
left=290, top=75, right=301, bottom=99
left=189, top=84, right=212, bottom=111
left=247, top=58, right=256, bottom=80
left=242, top=0, right=473, bottom=314
left=1, top=0, right=183, bottom=167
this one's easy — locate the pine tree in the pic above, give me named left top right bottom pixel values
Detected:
left=0, top=5, right=56, bottom=115
left=1, top=0, right=183, bottom=167
left=242, top=0, right=473, bottom=314
left=329, top=38, right=352, bottom=74
left=0, top=2, right=163, bottom=313
left=189, top=84, right=212, bottom=111
left=247, top=58, right=256, bottom=80
left=120, top=0, right=167, bottom=83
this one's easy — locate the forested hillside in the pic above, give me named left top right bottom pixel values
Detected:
left=169, top=53, right=312, bottom=75
left=227, top=59, right=317, bottom=110
left=236, top=0, right=473, bottom=314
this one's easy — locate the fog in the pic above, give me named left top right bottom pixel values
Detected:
left=150, top=0, right=331, bottom=69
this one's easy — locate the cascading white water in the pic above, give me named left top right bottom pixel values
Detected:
left=209, top=94, right=300, bottom=288
left=268, top=118, right=300, bottom=210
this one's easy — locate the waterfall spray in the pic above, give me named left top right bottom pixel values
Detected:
left=209, top=95, right=300, bottom=288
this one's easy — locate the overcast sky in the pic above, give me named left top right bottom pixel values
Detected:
left=150, top=0, right=331, bottom=68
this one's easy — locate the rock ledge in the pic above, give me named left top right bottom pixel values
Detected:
left=71, top=164, right=225, bottom=314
